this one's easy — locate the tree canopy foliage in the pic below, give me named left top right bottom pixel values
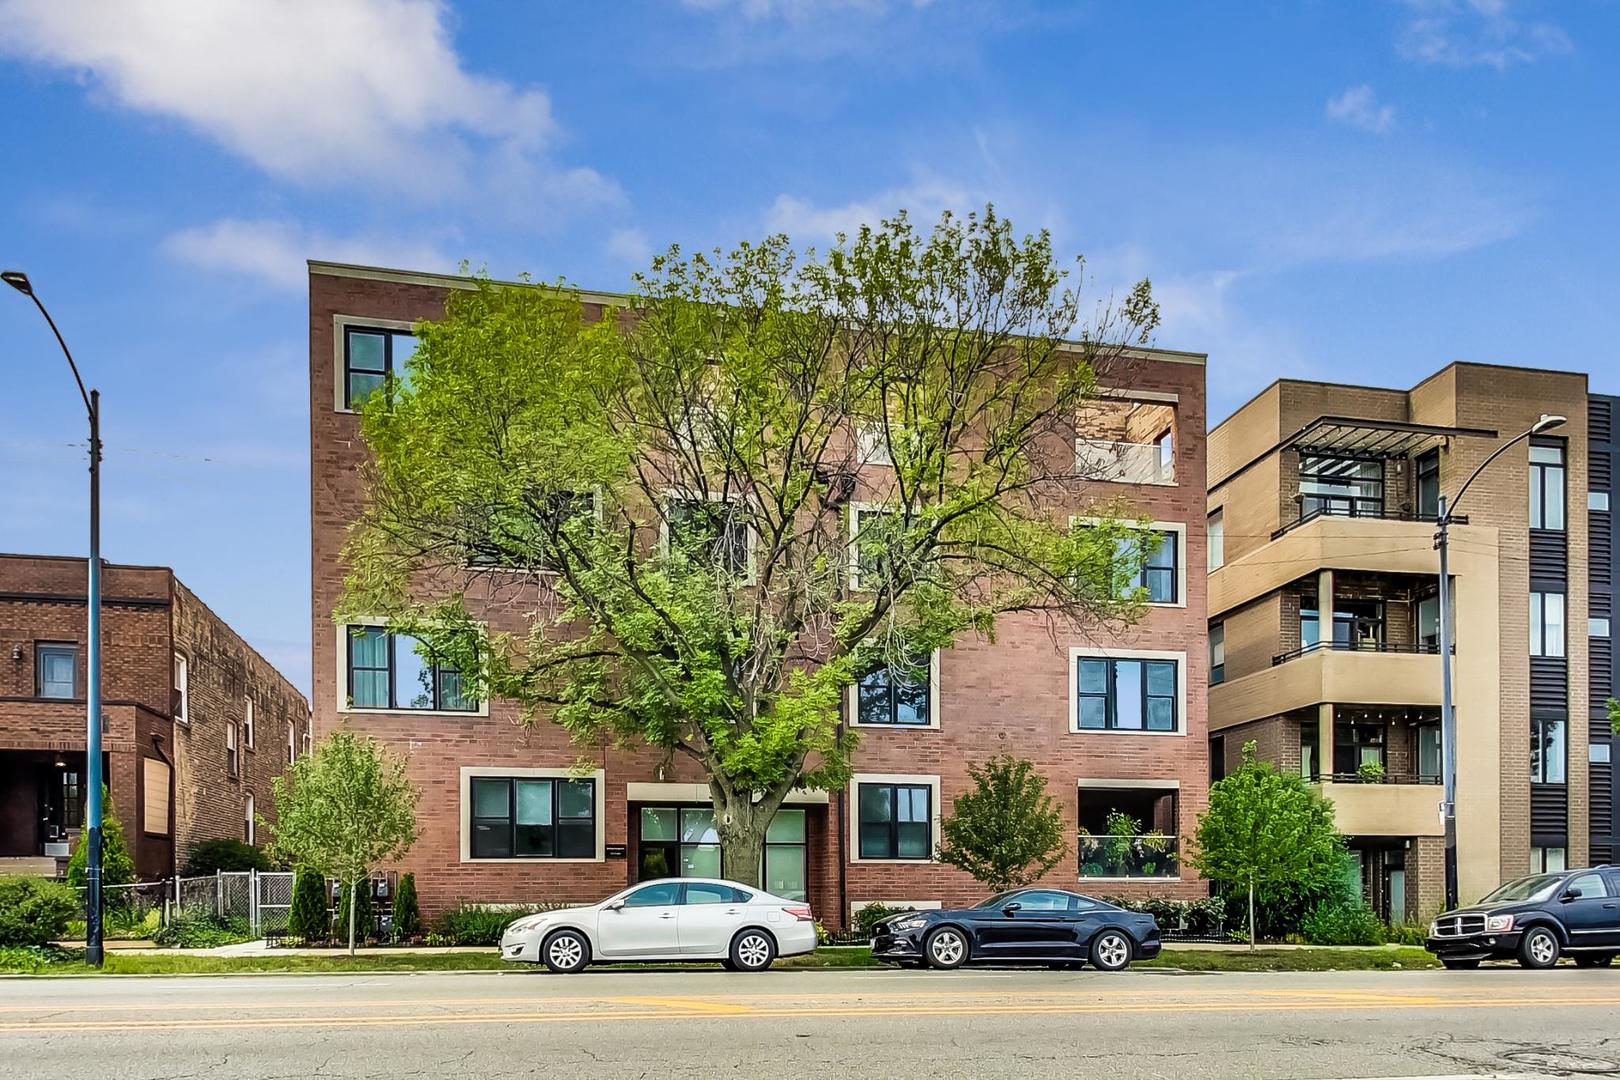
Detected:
left=937, top=753, right=1068, bottom=891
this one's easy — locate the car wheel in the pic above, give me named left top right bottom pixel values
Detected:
left=1441, top=958, right=1481, bottom=970
left=1517, top=926, right=1560, bottom=969
left=1574, top=954, right=1614, bottom=968
left=730, top=929, right=777, bottom=972
left=1089, top=930, right=1132, bottom=972
left=541, top=929, right=590, bottom=974
left=924, top=927, right=969, bottom=970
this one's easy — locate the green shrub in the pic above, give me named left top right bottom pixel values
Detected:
left=65, top=788, right=135, bottom=890
left=1301, top=900, right=1384, bottom=946
left=336, top=879, right=375, bottom=943
left=853, top=902, right=914, bottom=937
left=434, top=903, right=549, bottom=946
left=0, top=876, right=79, bottom=946
left=0, top=945, right=77, bottom=973
left=392, top=873, right=422, bottom=939
left=153, top=912, right=252, bottom=949
left=1385, top=920, right=1428, bottom=946
left=105, top=906, right=161, bottom=939
left=814, top=920, right=831, bottom=946
left=183, top=838, right=271, bottom=875
left=287, top=868, right=331, bottom=943
left=1104, top=895, right=1227, bottom=935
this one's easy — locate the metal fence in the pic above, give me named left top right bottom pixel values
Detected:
left=150, top=870, right=297, bottom=937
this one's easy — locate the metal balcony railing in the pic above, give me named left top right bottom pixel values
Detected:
left=1272, top=640, right=1445, bottom=666
left=1074, top=439, right=1174, bottom=485
left=1077, top=834, right=1179, bottom=879
left=1270, top=505, right=1465, bottom=540
left=1308, top=771, right=1442, bottom=786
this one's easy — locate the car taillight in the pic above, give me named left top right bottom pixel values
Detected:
left=783, top=905, right=815, bottom=922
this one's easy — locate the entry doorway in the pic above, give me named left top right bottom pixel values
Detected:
left=634, top=805, right=809, bottom=901
left=1348, top=841, right=1408, bottom=923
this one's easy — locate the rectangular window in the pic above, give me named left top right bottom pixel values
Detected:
left=468, top=490, right=595, bottom=571
left=850, top=507, right=899, bottom=590
left=1592, top=618, right=1612, bottom=639
left=287, top=722, right=297, bottom=766
left=1103, top=530, right=1177, bottom=603
left=173, top=653, right=188, bottom=724
left=1209, top=624, right=1225, bottom=686
left=1417, top=723, right=1442, bottom=783
left=1530, top=592, right=1566, bottom=658
left=855, top=655, right=931, bottom=725
left=35, top=643, right=76, bottom=699
left=1531, top=846, right=1567, bottom=874
left=764, top=809, right=808, bottom=901
left=1299, top=455, right=1384, bottom=518
left=1207, top=511, right=1224, bottom=572
left=1416, top=450, right=1440, bottom=519
left=142, top=758, right=171, bottom=837
left=226, top=722, right=239, bottom=778
left=857, top=782, right=932, bottom=860
left=1417, top=594, right=1441, bottom=650
left=1153, top=429, right=1174, bottom=482
left=243, top=697, right=255, bottom=749
left=344, top=326, right=418, bottom=409
left=1302, top=598, right=1384, bottom=650
left=1333, top=721, right=1387, bottom=777
left=346, top=626, right=477, bottom=711
left=245, top=793, right=255, bottom=844
left=1300, top=724, right=1318, bottom=781
left=1592, top=492, right=1611, bottom=512
left=1529, top=442, right=1566, bottom=531
left=667, top=497, right=751, bottom=578
left=1075, top=656, right=1180, bottom=732
left=1531, top=716, right=1567, bottom=784
left=470, top=777, right=596, bottom=859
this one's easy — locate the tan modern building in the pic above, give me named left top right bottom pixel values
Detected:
left=1206, top=364, right=1610, bottom=920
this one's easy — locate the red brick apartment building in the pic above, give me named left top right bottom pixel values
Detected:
left=308, top=261, right=1211, bottom=927
left=0, top=554, right=310, bottom=879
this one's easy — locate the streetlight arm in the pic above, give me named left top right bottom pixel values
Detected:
left=23, top=291, right=94, bottom=422
left=1445, top=418, right=1560, bottom=521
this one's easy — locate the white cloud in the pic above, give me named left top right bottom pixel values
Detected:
left=1325, top=85, right=1396, bottom=135
left=606, top=227, right=653, bottom=268
left=1397, top=0, right=1572, bottom=69
left=0, top=0, right=610, bottom=203
left=682, top=0, right=932, bottom=20
left=764, top=176, right=977, bottom=243
left=161, top=218, right=454, bottom=291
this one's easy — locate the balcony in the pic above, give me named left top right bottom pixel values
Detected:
left=1273, top=640, right=1443, bottom=666
left=1074, top=439, right=1174, bottom=485
left=1211, top=645, right=1443, bottom=729
left=1272, top=505, right=1451, bottom=541
left=1077, top=834, right=1180, bottom=879
left=1316, top=781, right=1444, bottom=838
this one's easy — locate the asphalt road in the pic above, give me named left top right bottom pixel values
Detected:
left=3, top=965, right=1620, bottom=1079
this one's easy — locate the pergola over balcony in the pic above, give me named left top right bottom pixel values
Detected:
left=1282, top=415, right=1496, bottom=460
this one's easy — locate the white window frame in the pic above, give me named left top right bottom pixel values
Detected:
left=847, top=501, right=904, bottom=592
left=1530, top=591, right=1566, bottom=658
left=849, top=772, right=940, bottom=865
left=1075, top=778, right=1183, bottom=883
left=226, top=721, right=239, bottom=779
left=287, top=721, right=297, bottom=766
left=243, top=697, right=255, bottom=750
left=1207, top=510, right=1224, bottom=572
left=659, top=489, right=758, bottom=584
left=1068, top=647, right=1189, bottom=737
left=1591, top=617, right=1612, bottom=639
left=458, top=766, right=607, bottom=863
left=1071, top=517, right=1188, bottom=609
left=245, top=792, right=256, bottom=845
left=1591, top=491, right=1611, bottom=512
left=846, top=649, right=942, bottom=730
left=336, top=616, right=491, bottom=718
left=1531, top=845, right=1566, bottom=874
left=173, top=652, right=189, bottom=725
left=856, top=425, right=895, bottom=467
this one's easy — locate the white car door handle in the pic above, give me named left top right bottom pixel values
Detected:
left=725, top=908, right=742, bottom=915
left=659, top=912, right=675, bottom=919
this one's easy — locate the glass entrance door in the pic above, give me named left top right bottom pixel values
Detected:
left=636, top=805, right=808, bottom=901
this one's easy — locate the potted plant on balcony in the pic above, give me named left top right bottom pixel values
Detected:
left=1355, top=760, right=1386, bottom=785
left=1103, top=810, right=1141, bottom=876
left=1140, top=830, right=1173, bottom=877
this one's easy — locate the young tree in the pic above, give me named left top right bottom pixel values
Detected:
left=266, top=730, right=418, bottom=954
left=286, top=867, right=331, bottom=943
left=343, top=207, right=1160, bottom=886
left=1191, top=742, right=1346, bottom=950
left=937, top=753, right=1067, bottom=891
left=66, top=786, right=134, bottom=892
left=391, top=871, right=422, bottom=940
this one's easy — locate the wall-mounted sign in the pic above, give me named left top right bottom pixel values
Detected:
left=605, top=844, right=627, bottom=859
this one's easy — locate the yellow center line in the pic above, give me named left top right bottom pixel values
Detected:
left=3, top=995, right=1618, bottom=1034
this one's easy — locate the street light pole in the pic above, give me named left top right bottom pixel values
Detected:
left=3, top=270, right=105, bottom=967
left=1435, top=412, right=1566, bottom=912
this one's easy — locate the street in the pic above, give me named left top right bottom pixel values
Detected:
left=3, top=966, right=1619, bottom=1079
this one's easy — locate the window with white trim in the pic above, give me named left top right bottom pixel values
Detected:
left=226, top=722, right=239, bottom=779
left=1529, top=442, right=1565, bottom=531
left=666, top=497, right=751, bottom=578
left=1530, top=592, right=1566, bottom=658
left=35, top=643, right=76, bottom=699
left=855, top=655, right=932, bottom=726
left=346, top=625, right=477, bottom=712
left=1207, top=511, right=1224, bottom=572
left=173, top=653, right=189, bottom=724
left=344, top=326, right=418, bottom=409
left=287, top=722, right=298, bottom=766
left=849, top=506, right=899, bottom=591
left=243, top=697, right=255, bottom=750
left=1531, top=715, right=1567, bottom=784
left=244, top=793, right=255, bottom=844
left=1531, top=845, right=1566, bottom=873
left=469, top=776, right=596, bottom=859
left=857, top=782, right=932, bottom=860
left=1075, top=656, right=1180, bottom=732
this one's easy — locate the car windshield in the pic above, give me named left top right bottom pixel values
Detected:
left=1480, top=874, right=1563, bottom=903
left=974, top=891, right=1024, bottom=909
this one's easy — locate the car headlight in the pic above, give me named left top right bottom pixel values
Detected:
left=891, top=917, right=928, bottom=933
left=1428, top=920, right=1441, bottom=937
left=1485, top=913, right=1514, bottom=932
left=507, top=914, right=551, bottom=935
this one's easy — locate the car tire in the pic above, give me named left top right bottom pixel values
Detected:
left=540, top=929, right=590, bottom=974
left=1574, top=954, right=1614, bottom=968
left=1517, top=926, right=1561, bottom=969
left=1089, top=930, right=1133, bottom=972
left=730, top=929, right=777, bottom=972
left=721, top=959, right=739, bottom=972
left=923, top=927, right=969, bottom=970
left=1440, top=958, right=1481, bottom=970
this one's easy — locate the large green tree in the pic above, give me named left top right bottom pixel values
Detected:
left=342, top=207, right=1161, bottom=886
left=1192, top=742, right=1347, bottom=950
left=266, top=730, right=418, bottom=954
left=937, top=753, right=1068, bottom=892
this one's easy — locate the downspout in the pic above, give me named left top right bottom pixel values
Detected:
left=835, top=718, right=848, bottom=931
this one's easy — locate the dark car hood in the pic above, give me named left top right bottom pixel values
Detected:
left=1436, top=902, right=1533, bottom=919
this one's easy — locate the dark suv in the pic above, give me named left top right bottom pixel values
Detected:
left=1426, top=865, right=1620, bottom=969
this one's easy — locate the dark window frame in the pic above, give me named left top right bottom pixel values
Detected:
left=1530, top=591, right=1566, bottom=658
left=34, top=641, right=77, bottom=699
left=1299, top=453, right=1385, bottom=518
left=1074, top=657, right=1180, bottom=732
left=1209, top=623, right=1225, bottom=686
left=666, top=496, right=752, bottom=578
left=1531, top=714, right=1567, bottom=784
left=1529, top=438, right=1566, bottom=532
left=856, top=782, right=932, bottom=861
left=1126, top=530, right=1178, bottom=604
left=467, top=489, right=596, bottom=572
left=1415, top=450, right=1440, bottom=519
left=343, top=326, right=418, bottom=410
left=470, top=776, right=597, bottom=860
left=854, top=655, right=933, bottom=726
left=345, top=625, right=478, bottom=712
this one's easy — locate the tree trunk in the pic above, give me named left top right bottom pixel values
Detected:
left=1247, top=881, right=1256, bottom=953
left=347, top=876, right=358, bottom=957
left=712, top=788, right=777, bottom=890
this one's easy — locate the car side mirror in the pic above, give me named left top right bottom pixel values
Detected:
left=1002, top=902, right=1022, bottom=915
left=606, top=899, right=626, bottom=911
left=1562, top=887, right=1583, bottom=902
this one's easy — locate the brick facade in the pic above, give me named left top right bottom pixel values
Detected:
left=0, top=554, right=309, bottom=878
left=308, top=263, right=1212, bottom=927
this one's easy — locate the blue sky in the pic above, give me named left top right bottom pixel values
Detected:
left=1, top=0, right=1615, bottom=696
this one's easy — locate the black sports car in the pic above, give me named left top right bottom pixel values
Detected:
left=869, top=888, right=1161, bottom=971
